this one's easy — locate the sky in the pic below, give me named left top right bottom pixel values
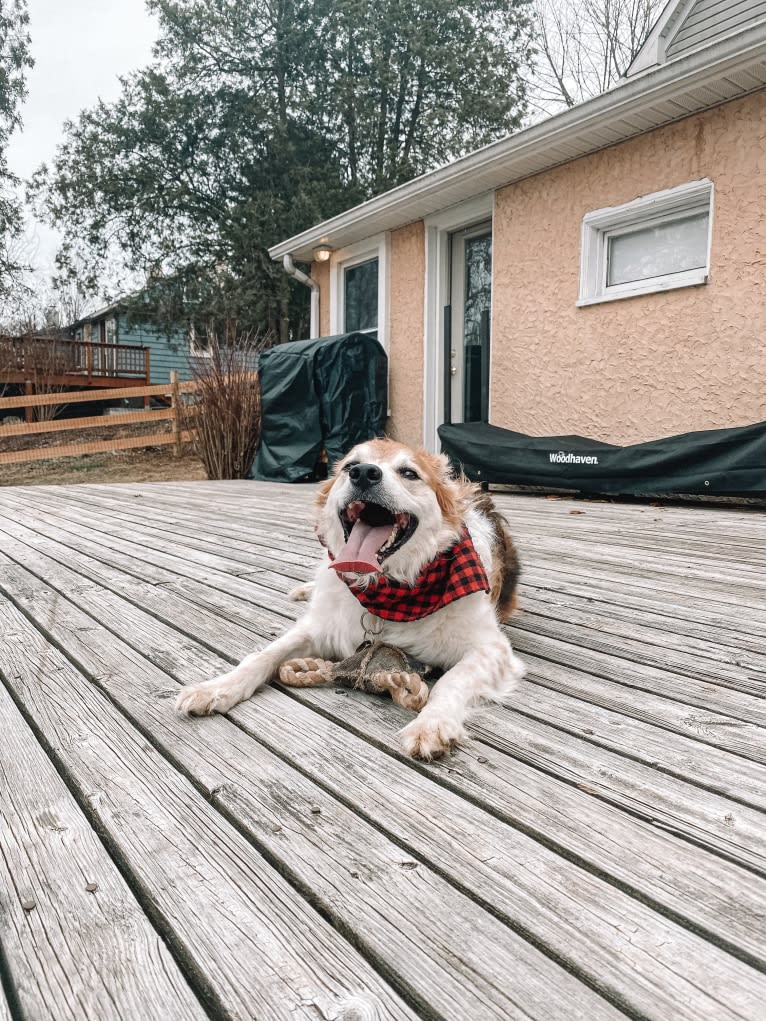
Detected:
left=7, top=0, right=158, bottom=272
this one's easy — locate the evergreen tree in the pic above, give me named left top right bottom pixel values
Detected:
left=0, top=0, right=32, bottom=295
left=35, top=0, right=534, bottom=338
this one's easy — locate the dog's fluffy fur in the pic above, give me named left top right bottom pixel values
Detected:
left=176, top=439, right=524, bottom=759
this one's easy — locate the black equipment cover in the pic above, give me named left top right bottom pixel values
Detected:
left=438, top=420, right=766, bottom=496
left=252, top=332, right=388, bottom=482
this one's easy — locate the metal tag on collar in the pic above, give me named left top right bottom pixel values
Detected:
left=360, top=611, right=384, bottom=644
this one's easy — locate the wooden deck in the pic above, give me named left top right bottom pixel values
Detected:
left=0, top=481, right=764, bottom=1021
left=0, top=335, right=150, bottom=393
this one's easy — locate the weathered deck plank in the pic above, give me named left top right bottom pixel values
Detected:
left=0, top=598, right=419, bottom=1021
left=1, top=480, right=765, bottom=1021
left=1, top=552, right=766, bottom=1018
left=0, top=559, right=626, bottom=1020
left=0, top=683, right=205, bottom=1021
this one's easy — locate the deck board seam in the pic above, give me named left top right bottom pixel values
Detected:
left=269, top=688, right=766, bottom=976
left=4, top=556, right=762, bottom=995
left=4, top=503, right=761, bottom=761
left=500, top=696, right=766, bottom=817
left=3, top=510, right=761, bottom=813
left=468, top=723, right=766, bottom=877
left=519, top=666, right=766, bottom=763
left=0, top=584, right=559, bottom=1021
left=0, top=658, right=226, bottom=1021
left=0, top=936, right=24, bottom=1021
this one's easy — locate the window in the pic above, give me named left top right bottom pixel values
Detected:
left=578, top=179, right=713, bottom=306
left=189, top=322, right=211, bottom=357
left=329, top=234, right=388, bottom=347
left=344, top=257, right=379, bottom=339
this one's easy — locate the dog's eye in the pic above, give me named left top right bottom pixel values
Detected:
left=398, top=467, right=420, bottom=481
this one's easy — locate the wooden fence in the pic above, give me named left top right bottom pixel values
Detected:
left=0, top=372, right=197, bottom=467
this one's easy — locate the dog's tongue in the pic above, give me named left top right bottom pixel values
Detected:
left=331, top=519, right=391, bottom=574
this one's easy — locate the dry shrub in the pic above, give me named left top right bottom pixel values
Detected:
left=186, top=333, right=271, bottom=479
left=0, top=334, right=69, bottom=419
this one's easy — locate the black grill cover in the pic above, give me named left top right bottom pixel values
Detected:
left=252, top=332, right=388, bottom=482
left=439, top=420, right=766, bottom=496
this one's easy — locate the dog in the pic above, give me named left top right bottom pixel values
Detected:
left=175, top=438, right=524, bottom=759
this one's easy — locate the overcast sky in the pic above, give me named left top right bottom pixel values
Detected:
left=7, top=0, right=158, bottom=271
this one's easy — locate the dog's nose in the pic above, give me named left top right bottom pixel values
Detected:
left=349, top=463, right=383, bottom=488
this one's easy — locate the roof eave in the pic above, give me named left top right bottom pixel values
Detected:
left=270, top=24, right=766, bottom=263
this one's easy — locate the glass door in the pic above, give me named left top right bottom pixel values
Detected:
left=449, top=222, right=492, bottom=423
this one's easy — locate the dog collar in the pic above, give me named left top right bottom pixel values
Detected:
left=329, top=527, right=489, bottom=622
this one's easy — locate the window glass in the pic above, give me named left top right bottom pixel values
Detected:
left=462, top=233, right=492, bottom=423
left=344, top=258, right=378, bottom=339
left=607, top=212, right=708, bottom=287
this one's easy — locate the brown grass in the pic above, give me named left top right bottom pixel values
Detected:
left=0, top=447, right=206, bottom=488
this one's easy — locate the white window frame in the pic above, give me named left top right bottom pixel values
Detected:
left=104, top=317, right=117, bottom=344
left=578, top=179, right=714, bottom=307
left=329, top=233, right=389, bottom=349
left=189, top=322, right=212, bottom=357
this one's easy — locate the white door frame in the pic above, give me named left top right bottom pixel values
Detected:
left=450, top=220, right=493, bottom=423
left=422, top=193, right=494, bottom=452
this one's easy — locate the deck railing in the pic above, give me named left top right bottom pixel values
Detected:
left=0, top=335, right=150, bottom=384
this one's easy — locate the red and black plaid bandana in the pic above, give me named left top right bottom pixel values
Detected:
left=331, top=527, right=489, bottom=622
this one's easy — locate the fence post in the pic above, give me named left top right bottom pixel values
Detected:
left=170, top=370, right=182, bottom=457
left=24, top=380, right=33, bottom=424
left=144, top=347, right=151, bottom=408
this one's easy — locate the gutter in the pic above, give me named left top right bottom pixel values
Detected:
left=269, top=22, right=766, bottom=262
left=282, top=254, right=319, bottom=339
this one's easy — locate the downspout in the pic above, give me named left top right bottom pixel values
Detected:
left=282, top=254, right=319, bottom=339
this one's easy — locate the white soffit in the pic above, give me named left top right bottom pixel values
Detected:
left=270, top=23, right=766, bottom=263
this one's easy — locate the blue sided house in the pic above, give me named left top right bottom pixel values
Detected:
left=68, top=299, right=199, bottom=385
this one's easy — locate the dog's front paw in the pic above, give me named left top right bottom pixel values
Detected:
left=175, top=675, right=239, bottom=716
left=398, top=711, right=464, bottom=760
left=288, top=581, right=315, bottom=602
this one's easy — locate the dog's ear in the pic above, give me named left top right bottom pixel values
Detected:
left=414, top=450, right=473, bottom=529
left=315, top=474, right=335, bottom=510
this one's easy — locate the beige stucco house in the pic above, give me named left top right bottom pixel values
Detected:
left=270, top=0, right=766, bottom=453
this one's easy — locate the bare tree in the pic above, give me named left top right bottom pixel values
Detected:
left=20, top=335, right=73, bottom=421
left=528, top=0, right=664, bottom=118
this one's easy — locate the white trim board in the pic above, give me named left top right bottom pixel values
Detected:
left=422, top=194, right=494, bottom=453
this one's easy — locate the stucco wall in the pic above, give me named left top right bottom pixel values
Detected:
left=491, top=90, right=766, bottom=444
left=312, top=222, right=425, bottom=449
left=386, top=222, right=425, bottom=447
left=311, top=260, right=331, bottom=337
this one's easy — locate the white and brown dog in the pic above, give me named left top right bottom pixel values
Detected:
left=176, top=438, right=524, bottom=759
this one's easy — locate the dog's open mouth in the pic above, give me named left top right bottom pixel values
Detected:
left=332, top=501, right=418, bottom=574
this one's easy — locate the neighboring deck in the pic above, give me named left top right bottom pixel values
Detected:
left=0, top=335, right=150, bottom=393
left=0, top=481, right=764, bottom=1021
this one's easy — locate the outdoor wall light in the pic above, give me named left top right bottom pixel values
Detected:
left=313, top=244, right=334, bottom=262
